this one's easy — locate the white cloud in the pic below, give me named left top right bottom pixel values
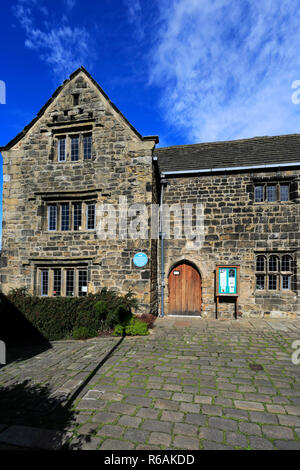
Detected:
left=124, top=0, right=145, bottom=39
left=13, top=0, right=94, bottom=82
left=65, top=0, right=75, bottom=10
left=150, top=0, right=300, bottom=143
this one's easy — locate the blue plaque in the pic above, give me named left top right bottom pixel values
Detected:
left=133, top=252, right=148, bottom=267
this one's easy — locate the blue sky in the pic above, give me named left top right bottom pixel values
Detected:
left=1, top=0, right=300, bottom=246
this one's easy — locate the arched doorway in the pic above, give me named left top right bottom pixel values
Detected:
left=168, top=261, right=202, bottom=314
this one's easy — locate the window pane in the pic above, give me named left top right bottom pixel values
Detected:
left=280, top=185, right=289, bottom=202
left=269, top=256, right=278, bottom=272
left=53, top=269, right=62, bottom=296
left=254, top=186, right=264, bottom=202
left=268, top=275, right=277, bottom=290
left=71, top=136, right=79, bottom=161
left=66, top=270, right=75, bottom=296
left=282, top=275, right=291, bottom=290
left=87, top=204, right=95, bottom=229
left=282, top=255, right=292, bottom=271
left=61, top=204, right=70, bottom=231
left=256, top=275, right=265, bottom=290
left=48, top=205, right=57, bottom=231
left=267, top=185, right=277, bottom=202
left=73, top=94, right=79, bottom=106
left=58, top=138, right=66, bottom=161
left=78, top=270, right=87, bottom=297
left=41, top=270, right=49, bottom=296
left=83, top=134, right=92, bottom=160
left=73, top=203, right=82, bottom=231
left=256, top=256, right=265, bottom=272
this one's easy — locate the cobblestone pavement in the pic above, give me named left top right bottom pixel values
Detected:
left=0, top=318, right=300, bottom=450
left=0, top=337, right=120, bottom=427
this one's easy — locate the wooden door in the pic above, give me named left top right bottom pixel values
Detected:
left=168, top=262, right=201, bottom=314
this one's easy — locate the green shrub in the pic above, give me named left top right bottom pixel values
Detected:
left=5, top=287, right=138, bottom=341
left=94, top=300, right=108, bottom=317
left=113, top=317, right=149, bottom=336
left=72, top=326, right=98, bottom=340
left=113, top=324, right=126, bottom=337
left=106, top=304, right=132, bottom=328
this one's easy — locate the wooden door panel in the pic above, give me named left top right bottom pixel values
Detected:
left=168, top=262, right=201, bottom=314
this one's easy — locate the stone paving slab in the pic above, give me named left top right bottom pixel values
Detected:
left=0, top=318, right=300, bottom=450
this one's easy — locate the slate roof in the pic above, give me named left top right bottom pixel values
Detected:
left=156, top=134, right=300, bottom=174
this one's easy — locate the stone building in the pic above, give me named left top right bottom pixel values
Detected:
left=1, top=67, right=299, bottom=318
left=156, top=140, right=300, bottom=318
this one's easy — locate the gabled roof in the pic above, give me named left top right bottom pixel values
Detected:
left=156, top=134, right=300, bottom=174
left=0, top=66, right=158, bottom=151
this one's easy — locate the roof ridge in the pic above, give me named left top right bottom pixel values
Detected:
left=156, top=133, right=300, bottom=151
left=0, top=67, right=158, bottom=152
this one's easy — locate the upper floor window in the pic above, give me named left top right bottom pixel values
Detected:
left=254, top=182, right=290, bottom=203
left=267, top=185, right=276, bottom=202
left=48, top=205, right=57, bottom=231
left=282, top=255, right=292, bottom=271
left=86, top=203, right=96, bottom=230
left=71, top=135, right=79, bottom=161
left=268, top=255, right=278, bottom=272
left=46, top=201, right=96, bottom=232
left=61, top=203, right=70, bottom=231
left=255, top=253, right=294, bottom=292
left=254, top=186, right=264, bottom=203
left=58, top=137, right=66, bottom=162
left=280, top=185, right=289, bottom=202
left=55, top=132, right=93, bottom=162
left=73, top=202, right=82, bottom=231
left=256, top=255, right=265, bottom=272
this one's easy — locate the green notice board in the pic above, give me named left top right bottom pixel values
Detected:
left=218, top=267, right=237, bottom=295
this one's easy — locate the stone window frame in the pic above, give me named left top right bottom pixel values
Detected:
left=253, top=181, right=291, bottom=203
left=45, top=200, right=96, bottom=232
left=54, top=131, right=93, bottom=162
left=255, top=253, right=295, bottom=292
left=37, top=266, right=88, bottom=297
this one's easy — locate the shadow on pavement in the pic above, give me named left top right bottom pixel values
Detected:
left=0, top=380, right=95, bottom=450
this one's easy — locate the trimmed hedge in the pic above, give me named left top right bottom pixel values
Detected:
left=72, top=326, right=98, bottom=340
left=5, top=288, right=138, bottom=341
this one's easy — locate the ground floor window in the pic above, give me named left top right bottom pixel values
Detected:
left=255, top=253, right=294, bottom=292
left=38, top=267, right=88, bottom=297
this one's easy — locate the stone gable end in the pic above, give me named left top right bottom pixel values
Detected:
left=1, top=69, right=158, bottom=313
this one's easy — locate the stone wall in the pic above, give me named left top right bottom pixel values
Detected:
left=162, top=169, right=300, bottom=318
left=1, top=70, right=158, bottom=314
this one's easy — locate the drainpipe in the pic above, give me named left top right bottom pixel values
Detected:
left=160, top=176, right=167, bottom=317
